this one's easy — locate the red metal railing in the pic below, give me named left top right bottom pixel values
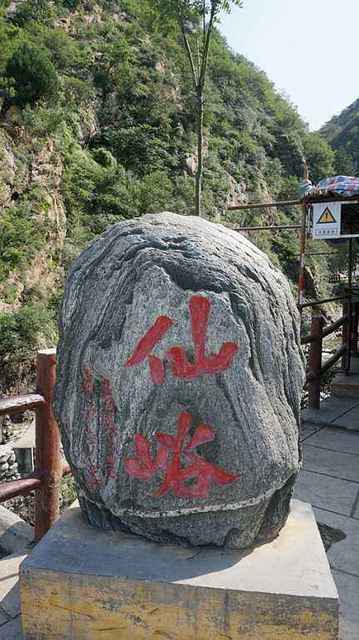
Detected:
left=0, top=350, right=70, bottom=542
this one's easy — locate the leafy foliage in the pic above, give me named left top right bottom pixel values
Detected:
left=303, top=133, right=335, bottom=184
left=321, top=98, right=359, bottom=174
left=153, top=0, right=243, bottom=215
left=0, top=204, right=46, bottom=278
left=5, top=41, right=59, bottom=106
left=0, top=303, right=57, bottom=393
left=0, top=0, right=338, bottom=392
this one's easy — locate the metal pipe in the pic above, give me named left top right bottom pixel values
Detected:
left=227, top=197, right=359, bottom=211
left=299, top=294, right=350, bottom=309
left=227, top=199, right=301, bottom=210
left=306, top=198, right=359, bottom=205
left=300, top=252, right=336, bottom=257
left=298, top=205, right=308, bottom=309
left=229, top=224, right=301, bottom=232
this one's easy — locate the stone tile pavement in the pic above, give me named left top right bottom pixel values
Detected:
left=295, top=422, right=359, bottom=640
left=0, top=422, right=358, bottom=639
left=303, top=395, right=359, bottom=430
left=0, top=506, right=32, bottom=639
left=0, top=553, right=24, bottom=639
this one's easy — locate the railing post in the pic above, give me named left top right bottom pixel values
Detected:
left=351, top=302, right=359, bottom=356
left=34, top=349, right=61, bottom=542
left=308, top=315, right=324, bottom=410
left=342, top=301, right=350, bottom=372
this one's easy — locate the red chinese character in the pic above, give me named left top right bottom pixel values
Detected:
left=82, top=366, right=94, bottom=396
left=85, top=462, right=102, bottom=491
left=124, top=432, right=168, bottom=481
left=125, top=296, right=238, bottom=384
left=167, top=296, right=238, bottom=380
left=124, top=411, right=239, bottom=499
left=125, top=315, right=173, bottom=384
left=81, top=369, right=119, bottom=487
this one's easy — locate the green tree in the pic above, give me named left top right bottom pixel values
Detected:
left=334, top=148, right=355, bottom=176
left=9, top=0, right=54, bottom=26
left=5, top=42, right=59, bottom=106
left=303, top=133, right=335, bottom=183
left=154, top=0, right=242, bottom=216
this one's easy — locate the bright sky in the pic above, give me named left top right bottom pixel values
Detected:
left=220, top=0, right=359, bottom=131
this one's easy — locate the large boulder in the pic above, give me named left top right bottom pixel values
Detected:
left=54, top=212, right=304, bottom=548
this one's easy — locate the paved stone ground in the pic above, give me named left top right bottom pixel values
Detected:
left=295, top=422, right=359, bottom=640
left=0, top=422, right=358, bottom=640
left=0, top=553, right=25, bottom=639
left=303, top=396, right=359, bottom=431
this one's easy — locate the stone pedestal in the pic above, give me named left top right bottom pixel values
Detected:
left=20, top=500, right=338, bottom=640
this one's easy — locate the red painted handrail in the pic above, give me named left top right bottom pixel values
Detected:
left=0, top=350, right=70, bottom=542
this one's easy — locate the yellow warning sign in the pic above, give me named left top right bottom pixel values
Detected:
left=317, top=207, right=336, bottom=224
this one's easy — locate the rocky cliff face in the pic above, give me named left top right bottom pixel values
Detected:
left=0, top=114, right=66, bottom=314
left=0, top=0, right=336, bottom=394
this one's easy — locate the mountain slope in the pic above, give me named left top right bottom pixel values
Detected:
left=321, top=98, right=359, bottom=174
left=0, top=0, right=336, bottom=392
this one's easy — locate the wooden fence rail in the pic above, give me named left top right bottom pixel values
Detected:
left=302, top=300, right=359, bottom=410
left=0, top=394, right=45, bottom=417
left=0, top=349, right=70, bottom=542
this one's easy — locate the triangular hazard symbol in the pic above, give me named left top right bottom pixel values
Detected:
left=318, top=207, right=336, bottom=224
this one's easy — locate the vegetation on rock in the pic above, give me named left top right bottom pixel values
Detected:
left=0, top=0, right=346, bottom=392
left=154, top=0, right=242, bottom=216
left=321, top=98, right=359, bottom=175
left=5, top=41, right=59, bottom=106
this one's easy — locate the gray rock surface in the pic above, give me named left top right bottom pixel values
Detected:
left=55, top=212, right=304, bottom=548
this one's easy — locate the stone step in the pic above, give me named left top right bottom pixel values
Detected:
left=331, top=372, right=359, bottom=398
left=330, top=356, right=359, bottom=398
left=331, top=373, right=359, bottom=398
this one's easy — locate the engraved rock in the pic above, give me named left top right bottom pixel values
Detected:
left=55, top=212, right=304, bottom=548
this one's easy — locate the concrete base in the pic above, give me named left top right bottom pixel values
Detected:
left=19, top=500, right=339, bottom=640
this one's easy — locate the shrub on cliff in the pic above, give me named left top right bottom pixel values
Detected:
left=5, top=42, right=59, bottom=106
